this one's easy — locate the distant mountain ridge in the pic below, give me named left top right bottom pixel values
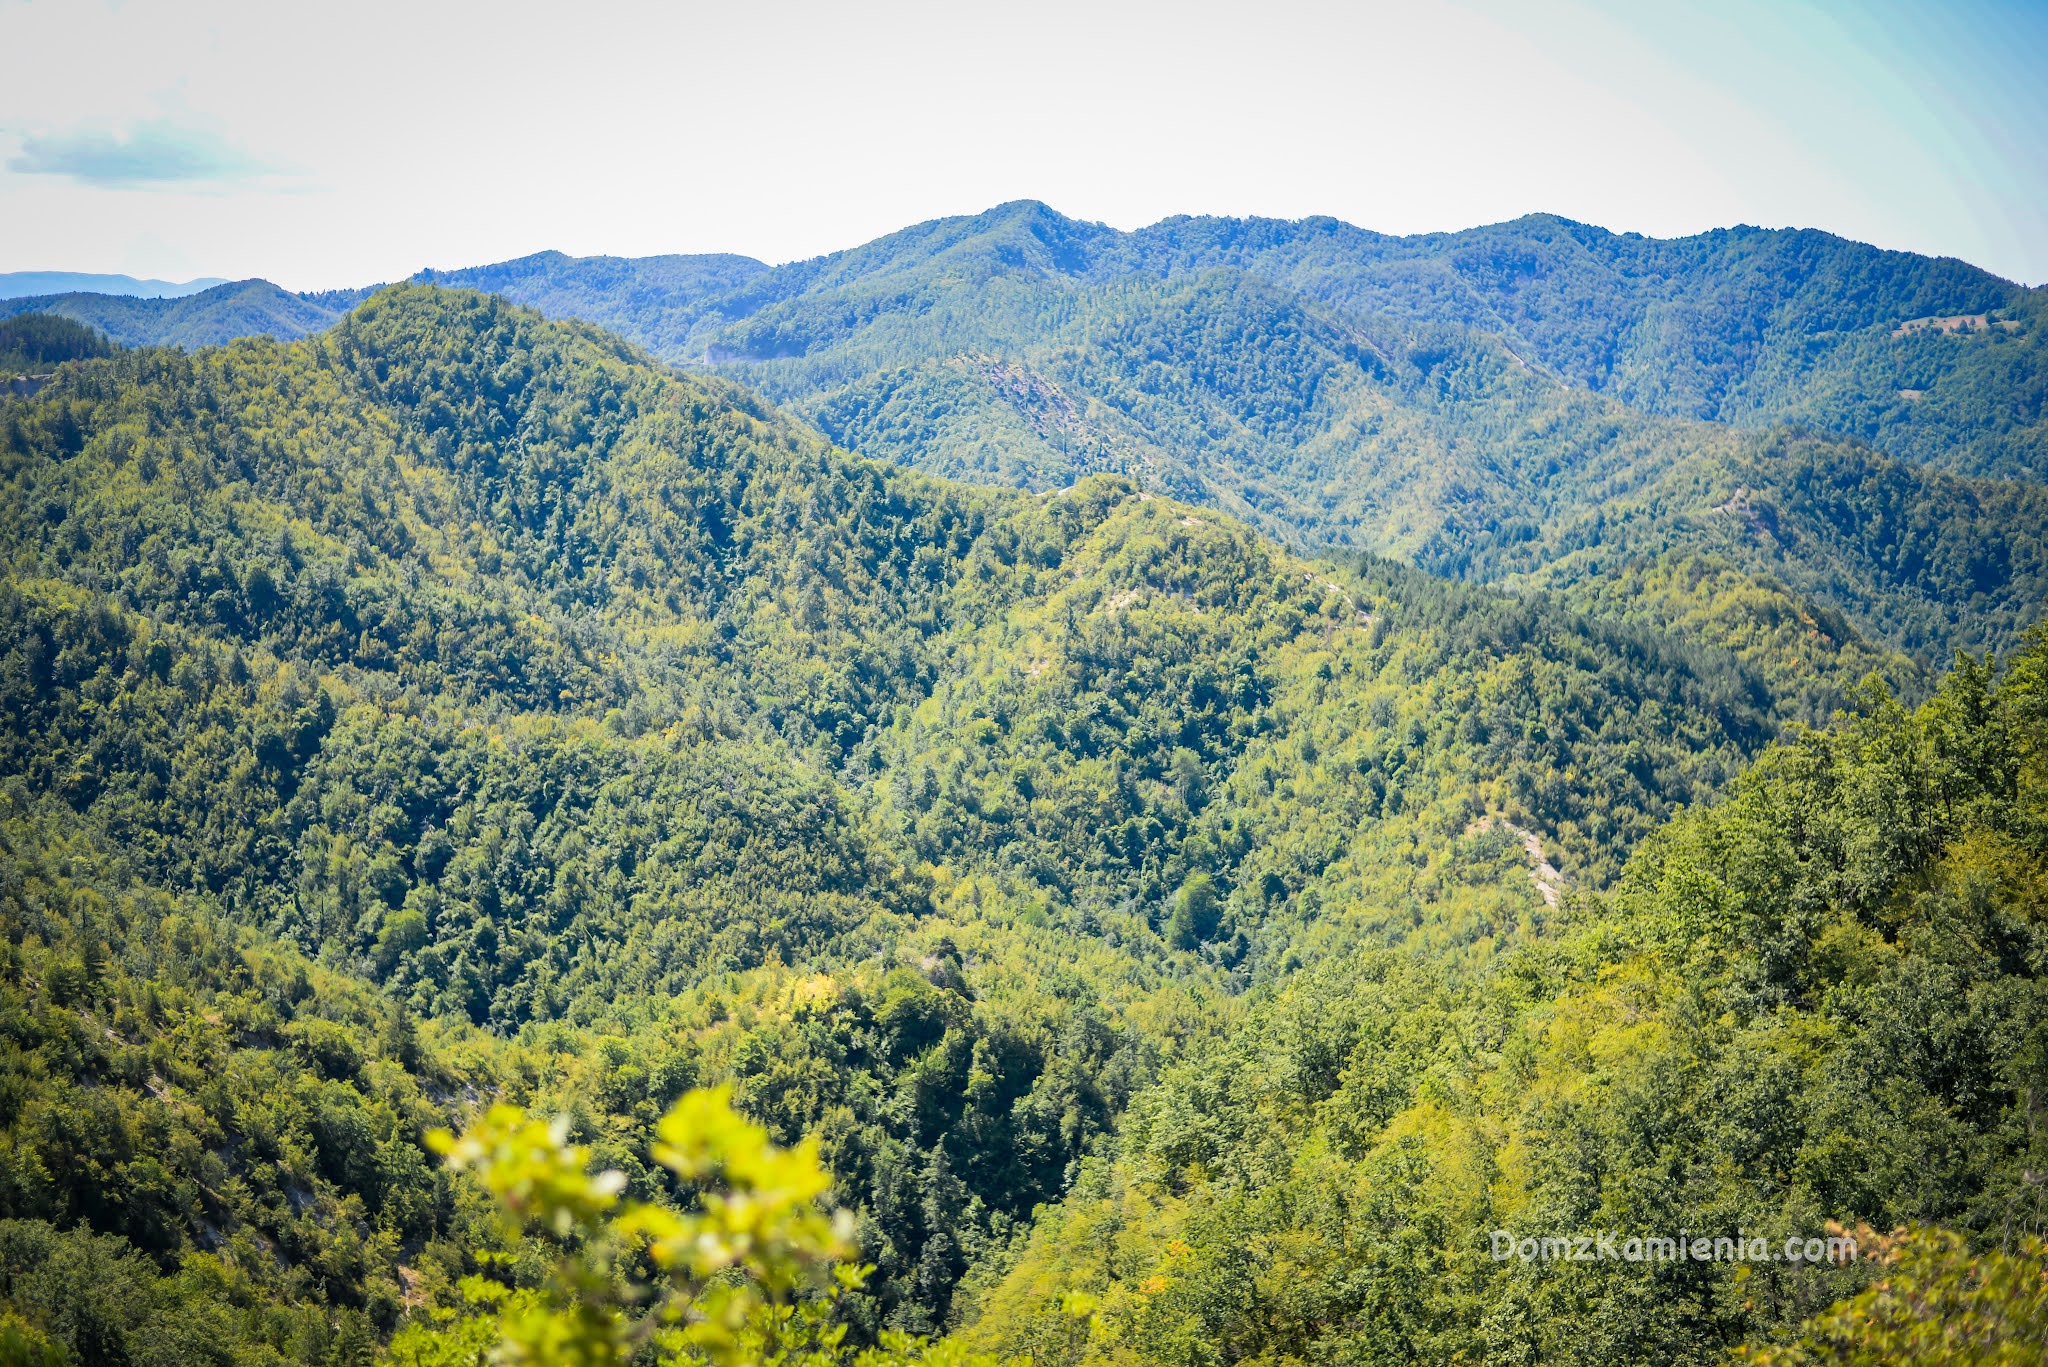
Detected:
left=20, top=204, right=2040, bottom=481
left=408, top=205, right=2048, bottom=671
left=0, top=269, right=228, bottom=300
left=0, top=277, right=377, bottom=349
left=416, top=202, right=2046, bottom=481
left=413, top=250, right=770, bottom=358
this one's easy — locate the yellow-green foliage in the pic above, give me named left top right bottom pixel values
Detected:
left=0, top=287, right=2038, bottom=1364
left=955, top=641, right=2048, bottom=1366
left=1540, top=552, right=1914, bottom=722
left=393, top=1086, right=990, bottom=1367
left=1739, top=1225, right=2048, bottom=1366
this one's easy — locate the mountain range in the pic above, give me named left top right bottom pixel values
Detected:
left=0, top=271, right=229, bottom=302
left=429, top=203, right=2048, bottom=477
left=0, top=278, right=373, bottom=352
left=17, top=203, right=2044, bottom=681
left=18, top=202, right=2045, bottom=480
left=0, top=207, right=2044, bottom=1364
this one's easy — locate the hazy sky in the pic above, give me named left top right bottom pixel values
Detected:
left=3, top=0, right=2044, bottom=290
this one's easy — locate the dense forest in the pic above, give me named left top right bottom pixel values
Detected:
left=964, top=649, right=2048, bottom=1363
left=445, top=228, right=2047, bottom=683
left=26, top=202, right=2043, bottom=539
left=0, top=284, right=371, bottom=353
left=418, top=202, right=2048, bottom=485
left=0, top=316, right=112, bottom=376
left=0, top=281, right=2042, bottom=1364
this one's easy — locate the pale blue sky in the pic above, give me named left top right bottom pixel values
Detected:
left=1, top=0, right=2043, bottom=289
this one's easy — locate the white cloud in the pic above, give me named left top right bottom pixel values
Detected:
left=8, top=118, right=277, bottom=188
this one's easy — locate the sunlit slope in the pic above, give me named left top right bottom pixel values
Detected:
left=0, top=284, right=2022, bottom=1347
left=420, top=207, right=2048, bottom=671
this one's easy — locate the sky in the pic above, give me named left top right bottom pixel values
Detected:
left=1, top=0, right=2044, bottom=291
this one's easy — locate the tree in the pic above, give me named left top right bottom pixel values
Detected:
left=1167, top=873, right=1221, bottom=949
left=394, top=1087, right=992, bottom=1367
left=1738, top=1225, right=2048, bottom=1366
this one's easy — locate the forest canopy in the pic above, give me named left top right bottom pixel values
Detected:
left=0, top=283, right=2040, bottom=1365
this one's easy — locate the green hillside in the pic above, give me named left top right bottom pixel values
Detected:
left=733, top=256, right=2046, bottom=671
left=0, top=281, right=373, bottom=351
left=961, top=645, right=2048, bottom=1366
left=20, top=205, right=2042, bottom=683
left=1117, top=210, right=2048, bottom=480
left=0, top=315, right=112, bottom=376
left=0, top=288, right=2040, bottom=1363
left=418, top=202, right=2047, bottom=485
left=401, top=206, right=2048, bottom=678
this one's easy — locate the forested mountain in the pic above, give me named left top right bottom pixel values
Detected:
left=964, top=649, right=2048, bottom=1365
left=0, top=283, right=2042, bottom=1364
left=399, top=205, right=2048, bottom=678
left=422, top=201, right=2047, bottom=485
left=0, top=281, right=374, bottom=351
left=0, top=316, right=111, bottom=376
left=17, top=205, right=2044, bottom=679
left=1115, top=210, right=2048, bottom=478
